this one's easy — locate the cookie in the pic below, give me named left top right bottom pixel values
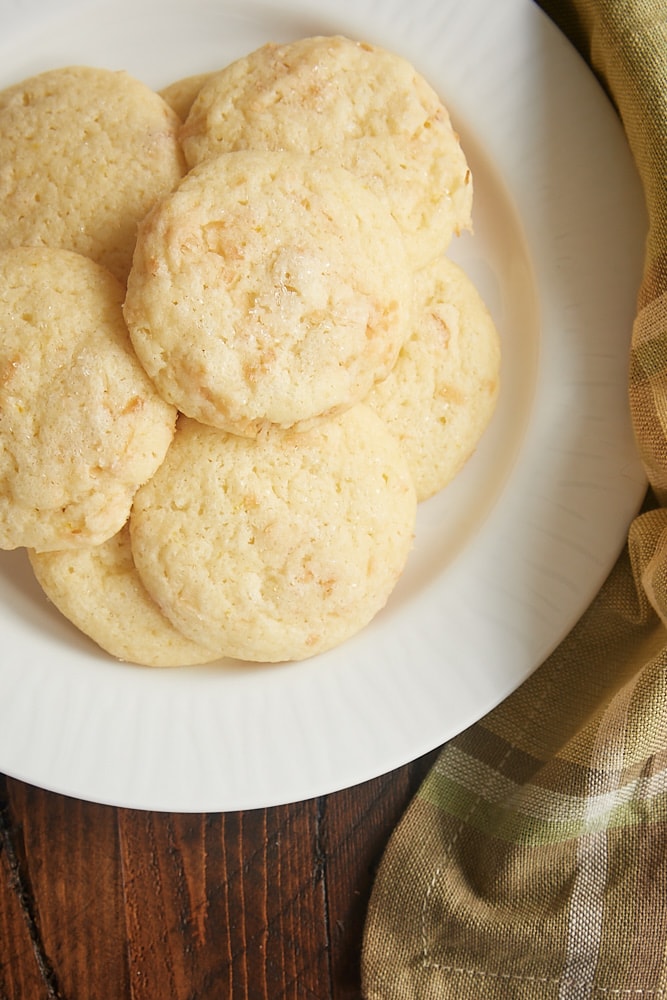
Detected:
left=28, top=524, right=220, bottom=667
left=159, top=71, right=215, bottom=121
left=180, top=35, right=472, bottom=268
left=0, top=247, right=177, bottom=552
left=129, top=409, right=417, bottom=662
left=123, top=150, right=412, bottom=437
left=365, top=256, right=500, bottom=501
left=0, top=65, right=186, bottom=283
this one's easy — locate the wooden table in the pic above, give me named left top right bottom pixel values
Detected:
left=0, top=748, right=437, bottom=999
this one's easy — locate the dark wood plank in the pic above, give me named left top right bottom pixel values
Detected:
left=0, top=752, right=437, bottom=1000
left=0, top=776, right=55, bottom=1000
left=118, top=801, right=331, bottom=1000
left=1, top=778, right=130, bottom=1000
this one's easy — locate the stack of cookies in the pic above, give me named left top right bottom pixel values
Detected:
left=0, top=36, right=500, bottom=666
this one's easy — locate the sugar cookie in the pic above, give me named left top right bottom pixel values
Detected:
left=124, top=150, right=412, bottom=437
left=129, top=409, right=417, bottom=662
left=29, top=524, right=220, bottom=667
left=366, top=256, right=500, bottom=501
left=181, top=35, right=472, bottom=267
left=159, top=71, right=215, bottom=121
left=0, top=65, right=186, bottom=283
left=0, top=247, right=177, bottom=552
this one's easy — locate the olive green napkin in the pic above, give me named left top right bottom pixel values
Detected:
left=361, top=2, right=667, bottom=996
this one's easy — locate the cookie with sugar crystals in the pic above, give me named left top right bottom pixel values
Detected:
left=0, top=247, right=177, bottom=552
left=124, top=150, right=412, bottom=437
left=181, top=35, right=472, bottom=268
left=129, top=408, right=417, bottom=663
left=366, top=256, right=500, bottom=502
left=0, top=65, right=186, bottom=283
left=29, top=524, right=220, bottom=667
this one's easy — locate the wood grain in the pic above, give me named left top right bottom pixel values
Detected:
left=0, top=751, right=437, bottom=1000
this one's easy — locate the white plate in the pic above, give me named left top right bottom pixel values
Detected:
left=0, top=0, right=647, bottom=811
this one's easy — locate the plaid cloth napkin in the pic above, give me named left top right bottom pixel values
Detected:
left=361, top=1, right=667, bottom=996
